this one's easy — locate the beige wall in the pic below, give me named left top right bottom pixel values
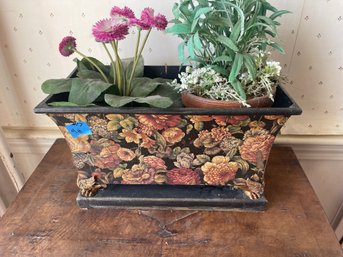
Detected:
left=0, top=0, right=342, bottom=235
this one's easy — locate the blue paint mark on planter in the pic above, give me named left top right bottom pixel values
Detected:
left=65, top=122, right=92, bottom=138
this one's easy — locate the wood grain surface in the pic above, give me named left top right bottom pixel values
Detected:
left=0, top=139, right=342, bottom=257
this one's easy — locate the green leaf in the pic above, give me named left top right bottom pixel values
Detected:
left=135, top=95, right=173, bottom=108
left=229, top=53, right=243, bottom=82
left=104, top=94, right=137, bottom=107
left=178, top=42, right=186, bottom=63
left=231, top=79, right=246, bottom=100
left=191, top=7, right=212, bottom=32
left=243, top=54, right=257, bottom=80
left=80, top=57, right=107, bottom=72
left=212, top=56, right=232, bottom=63
left=268, top=42, right=285, bottom=54
left=77, top=70, right=103, bottom=80
left=166, top=24, right=192, bottom=34
left=230, top=21, right=242, bottom=42
left=131, top=77, right=162, bottom=97
left=187, top=36, right=195, bottom=59
left=151, top=81, right=182, bottom=107
left=48, top=101, right=95, bottom=107
left=172, top=3, right=180, bottom=19
left=68, top=79, right=112, bottom=105
left=41, top=79, right=73, bottom=94
left=193, top=32, right=202, bottom=49
left=126, top=56, right=144, bottom=82
left=217, top=35, right=239, bottom=52
left=270, top=10, right=291, bottom=20
left=209, top=65, right=229, bottom=77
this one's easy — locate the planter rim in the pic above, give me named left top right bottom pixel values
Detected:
left=34, top=66, right=302, bottom=116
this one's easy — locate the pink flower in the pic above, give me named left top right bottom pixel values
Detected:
left=92, top=18, right=129, bottom=42
left=154, top=14, right=168, bottom=30
left=59, top=36, right=76, bottom=57
left=110, top=6, right=135, bottom=19
left=129, top=18, right=151, bottom=30
left=140, top=8, right=155, bottom=27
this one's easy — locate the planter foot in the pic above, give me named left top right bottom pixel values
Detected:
left=76, top=185, right=267, bottom=212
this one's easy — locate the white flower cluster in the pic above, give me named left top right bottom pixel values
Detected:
left=170, top=66, right=249, bottom=106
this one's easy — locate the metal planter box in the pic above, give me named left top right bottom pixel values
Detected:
left=34, top=66, right=302, bottom=211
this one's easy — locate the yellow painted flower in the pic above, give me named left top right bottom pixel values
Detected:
left=202, top=157, right=238, bottom=185
left=119, top=128, right=142, bottom=144
left=117, top=148, right=136, bottom=161
left=107, top=114, right=125, bottom=131
left=162, top=127, right=185, bottom=144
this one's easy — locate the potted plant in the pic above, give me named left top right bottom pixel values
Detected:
left=35, top=2, right=301, bottom=210
left=166, top=0, right=290, bottom=108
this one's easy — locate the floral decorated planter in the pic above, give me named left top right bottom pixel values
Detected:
left=35, top=66, right=302, bottom=210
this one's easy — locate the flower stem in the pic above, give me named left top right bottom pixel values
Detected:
left=128, top=28, right=151, bottom=95
left=102, top=43, right=116, bottom=85
left=134, top=29, right=141, bottom=60
left=73, top=49, right=109, bottom=83
left=111, top=41, right=123, bottom=95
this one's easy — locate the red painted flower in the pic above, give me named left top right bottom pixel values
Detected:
left=167, top=168, right=200, bottom=185
left=213, top=115, right=249, bottom=126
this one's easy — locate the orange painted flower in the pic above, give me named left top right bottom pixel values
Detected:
left=239, top=134, right=275, bottom=163
left=119, top=128, right=142, bottom=144
left=143, top=156, right=167, bottom=170
left=213, top=115, right=248, bottom=126
left=188, top=115, right=213, bottom=123
left=140, top=134, right=156, bottom=148
left=162, top=127, right=185, bottom=144
left=136, top=115, right=181, bottom=130
left=202, top=156, right=238, bottom=185
left=122, top=164, right=156, bottom=184
left=94, top=144, right=121, bottom=169
left=117, top=148, right=136, bottom=161
left=210, top=127, right=230, bottom=141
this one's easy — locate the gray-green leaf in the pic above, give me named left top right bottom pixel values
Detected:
left=41, top=79, right=73, bottom=94
left=217, top=35, right=239, bottom=52
left=104, top=94, right=137, bottom=107
left=68, top=79, right=112, bottom=105
left=135, top=95, right=173, bottom=108
left=131, top=77, right=162, bottom=97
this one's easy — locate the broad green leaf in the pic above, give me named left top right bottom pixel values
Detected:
left=126, top=56, right=144, bottom=82
left=104, top=94, right=137, bottom=107
left=151, top=81, right=182, bottom=107
left=231, top=79, right=246, bottom=100
left=41, top=79, right=73, bottom=94
left=217, top=35, right=239, bottom=52
left=212, top=56, right=232, bottom=63
left=166, top=24, right=192, bottom=34
left=268, top=42, right=285, bottom=54
left=243, top=54, right=257, bottom=80
left=229, top=53, right=243, bottom=82
left=68, top=79, right=112, bottom=105
left=80, top=57, right=107, bottom=72
left=209, top=65, right=229, bottom=77
left=193, top=32, right=202, bottom=49
left=48, top=101, right=95, bottom=107
left=77, top=70, right=103, bottom=80
left=135, top=95, right=173, bottom=108
left=131, top=77, right=162, bottom=97
left=270, top=10, right=291, bottom=20
left=187, top=36, right=195, bottom=59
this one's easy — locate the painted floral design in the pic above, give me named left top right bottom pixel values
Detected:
left=51, top=113, right=288, bottom=199
left=167, top=168, right=200, bottom=185
left=202, top=156, right=238, bottom=185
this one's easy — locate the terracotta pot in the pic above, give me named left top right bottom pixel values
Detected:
left=181, top=90, right=275, bottom=108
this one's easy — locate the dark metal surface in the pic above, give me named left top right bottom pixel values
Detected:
left=34, top=66, right=302, bottom=116
left=76, top=184, right=267, bottom=211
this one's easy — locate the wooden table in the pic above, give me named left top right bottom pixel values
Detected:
left=0, top=139, right=342, bottom=257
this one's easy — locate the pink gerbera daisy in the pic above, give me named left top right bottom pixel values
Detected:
left=140, top=7, right=155, bottom=27
left=129, top=18, right=151, bottom=30
left=154, top=14, right=168, bottom=30
left=58, top=36, right=76, bottom=57
left=110, top=6, right=135, bottom=19
left=92, top=18, right=129, bottom=42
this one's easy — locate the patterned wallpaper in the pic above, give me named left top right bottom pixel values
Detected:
left=0, top=0, right=342, bottom=135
